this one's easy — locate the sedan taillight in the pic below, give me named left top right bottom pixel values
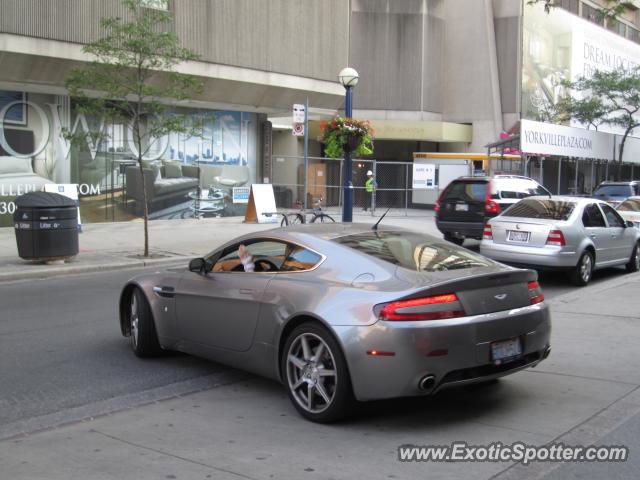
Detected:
left=546, top=230, right=566, bottom=246
left=378, top=294, right=466, bottom=321
left=527, top=281, right=545, bottom=305
left=483, top=223, right=493, bottom=240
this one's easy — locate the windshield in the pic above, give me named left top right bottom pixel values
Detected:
left=616, top=198, right=640, bottom=212
left=502, top=199, right=576, bottom=220
left=594, top=185, right=632, bottom=197
left=332, top=231, right=493, bottom=272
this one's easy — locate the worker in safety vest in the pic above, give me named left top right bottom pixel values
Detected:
left=363, top=170, right=377, bottom=212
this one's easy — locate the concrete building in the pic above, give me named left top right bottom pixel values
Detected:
left=1, top=0, right=639, bottom=226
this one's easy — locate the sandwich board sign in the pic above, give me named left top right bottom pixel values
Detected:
left=243, top=184, right=278, bottom=224
left=43, top=183, right=82, bottom=231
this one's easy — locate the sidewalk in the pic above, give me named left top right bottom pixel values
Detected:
left=0, top=212, right=435, bottom=283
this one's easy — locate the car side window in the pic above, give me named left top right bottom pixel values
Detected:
left=281, top=246, right=322, bottom=272
left=582, top=204, right=606, bottom=228
left=600, top=204, right=625, bottom=228
left=211, top=240, right=289, bottom=272
left=211, top=245, right=243, bottom=272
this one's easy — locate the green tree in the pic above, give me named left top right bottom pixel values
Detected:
left=556, top=66, right=640, bottom=180
left=64, top=0, right=203, bottom=257
left=527, top=0, right=626, bottom=21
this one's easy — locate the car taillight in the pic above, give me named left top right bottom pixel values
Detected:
left=485, top=200, right=500, bottom=213
left=485, top=180, right=500, bottom=213
left=378, top=294, right=466, bottom=321
left=546, top=229, right=566, bottom=246
left=527, top=281, right=545, bottom=305
left=434, top=190, right=445, bottom=212
left=483, top=223, right=493, bottom=240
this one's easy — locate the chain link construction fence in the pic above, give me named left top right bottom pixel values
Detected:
left=271, top=155, right=434, bottom=218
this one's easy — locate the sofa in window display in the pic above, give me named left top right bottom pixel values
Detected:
left=125, top=161, right=200, bottom=214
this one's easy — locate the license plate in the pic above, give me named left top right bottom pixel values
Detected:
left=455, top=203, right=469, bottom=212
left=491, top=338, right=522, bottom=362
left=507, top=230, right=530, bottom=243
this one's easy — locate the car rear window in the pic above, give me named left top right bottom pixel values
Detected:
left=442, top=181, right=488, bottom=202
left=502, top=199, right=576, bottom=220
left=594, top=185, right=633, bottom=197
left=492, top=179, right=550, bottom=199
left=617, top=198, right=640, bottom=212
left=332, top=231, right=493, bottom=272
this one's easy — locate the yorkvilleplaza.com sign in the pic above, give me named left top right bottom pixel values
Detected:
left=520, top=119, right=614, bottom=159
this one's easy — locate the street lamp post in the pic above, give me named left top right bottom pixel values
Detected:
left=338, top=67, right=359, bottom=222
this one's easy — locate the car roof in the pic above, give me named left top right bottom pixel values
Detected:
left=449, top=175, right=540, bottom=182
left=221, top=222, right=417, bottom=246
left=521, top=195, right=609, bottom=205
left=596, top=181, right=640, bottom=186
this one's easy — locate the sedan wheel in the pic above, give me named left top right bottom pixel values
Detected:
left=283, top=323, right=353, bottom=422
left=129, top=287, right=162, bottom=357
left=570, top=251, right=593, bottom=286
left=626, top=243, right=640, bottom=273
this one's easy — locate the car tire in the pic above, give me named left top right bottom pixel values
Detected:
left=570, top=251, right=594, bottom=286
left=282, top=322, right=354, bottom=423
left=444, top=233, right=464, bottom=246
left=129, top=287, right=162, bottom=357
left=626, top=243, right=640, bottom=273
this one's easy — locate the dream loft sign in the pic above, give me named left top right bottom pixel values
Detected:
left=0, top=99, right=169, bottom=160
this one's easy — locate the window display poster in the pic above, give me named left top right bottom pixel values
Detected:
left=412, top=164, right=435, bottom=189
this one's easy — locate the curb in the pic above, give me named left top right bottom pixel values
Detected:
left=0, top=254, right=191, bottom=283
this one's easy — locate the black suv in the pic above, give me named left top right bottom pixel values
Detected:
left=435, top=175, right=551, bottom=245
left=592, top=181, right=640, bottom=207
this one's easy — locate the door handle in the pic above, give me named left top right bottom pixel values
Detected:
left=589, top=234, right=596, bottom=239
left=153, top=286, right=175, bottom=298
left=240, top=289, right=253, bottom=295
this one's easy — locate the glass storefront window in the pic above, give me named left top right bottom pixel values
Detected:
left=0, top=91, right=258, bottom=226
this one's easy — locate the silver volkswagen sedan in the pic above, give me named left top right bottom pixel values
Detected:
left=480, top=196, right=640, bottom=286
left=120, top=223, right=551, bottom=422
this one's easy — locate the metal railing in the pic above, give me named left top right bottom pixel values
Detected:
left=270, top=155, right=433, bottom=217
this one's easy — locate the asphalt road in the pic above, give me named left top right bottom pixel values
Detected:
left=0, top=267, right=240, bottom=438
left=0, top=261, right=631, bottom=439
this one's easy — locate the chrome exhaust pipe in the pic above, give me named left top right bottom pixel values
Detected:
left=542, top=346, right=551, bottom=359
left=418, top=375, right=436, bottom=392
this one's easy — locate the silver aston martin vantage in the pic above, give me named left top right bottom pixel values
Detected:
left=119, top=223, right=551, bottom=422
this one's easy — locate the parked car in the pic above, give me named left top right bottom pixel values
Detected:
left=480, top=196, right=640, bottom=286
left=616, top=196, right=640, bottom=229
left=591, top=180, right=640, bottom=206
left=435, top=175, right=551, bottom=245
left=119, top=223, right=551, bottom=422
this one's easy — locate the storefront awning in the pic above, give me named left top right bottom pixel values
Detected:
left=308, top=119, right=472, bottom=143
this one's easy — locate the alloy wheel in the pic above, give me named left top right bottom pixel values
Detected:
left=579, top=253, right=592, bottom=284
left=130, top=294, right=139, bottom=348
left=286, top=332, right=337, bottom=414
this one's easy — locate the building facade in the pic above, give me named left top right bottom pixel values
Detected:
left=1, top=0, right=639, bottom=226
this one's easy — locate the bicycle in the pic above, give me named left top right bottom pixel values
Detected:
left=280, top=198, right=335, bottom=226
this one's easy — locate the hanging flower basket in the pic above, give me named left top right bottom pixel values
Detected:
left=319, top=116, right=375, bottom=158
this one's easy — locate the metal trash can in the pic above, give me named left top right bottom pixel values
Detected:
left=14, top=191, right=79, bottom=261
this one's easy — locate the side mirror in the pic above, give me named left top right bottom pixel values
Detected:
left=189, top=257, right=206, bottom=274
left=626, top=220, right=635, bottom=228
